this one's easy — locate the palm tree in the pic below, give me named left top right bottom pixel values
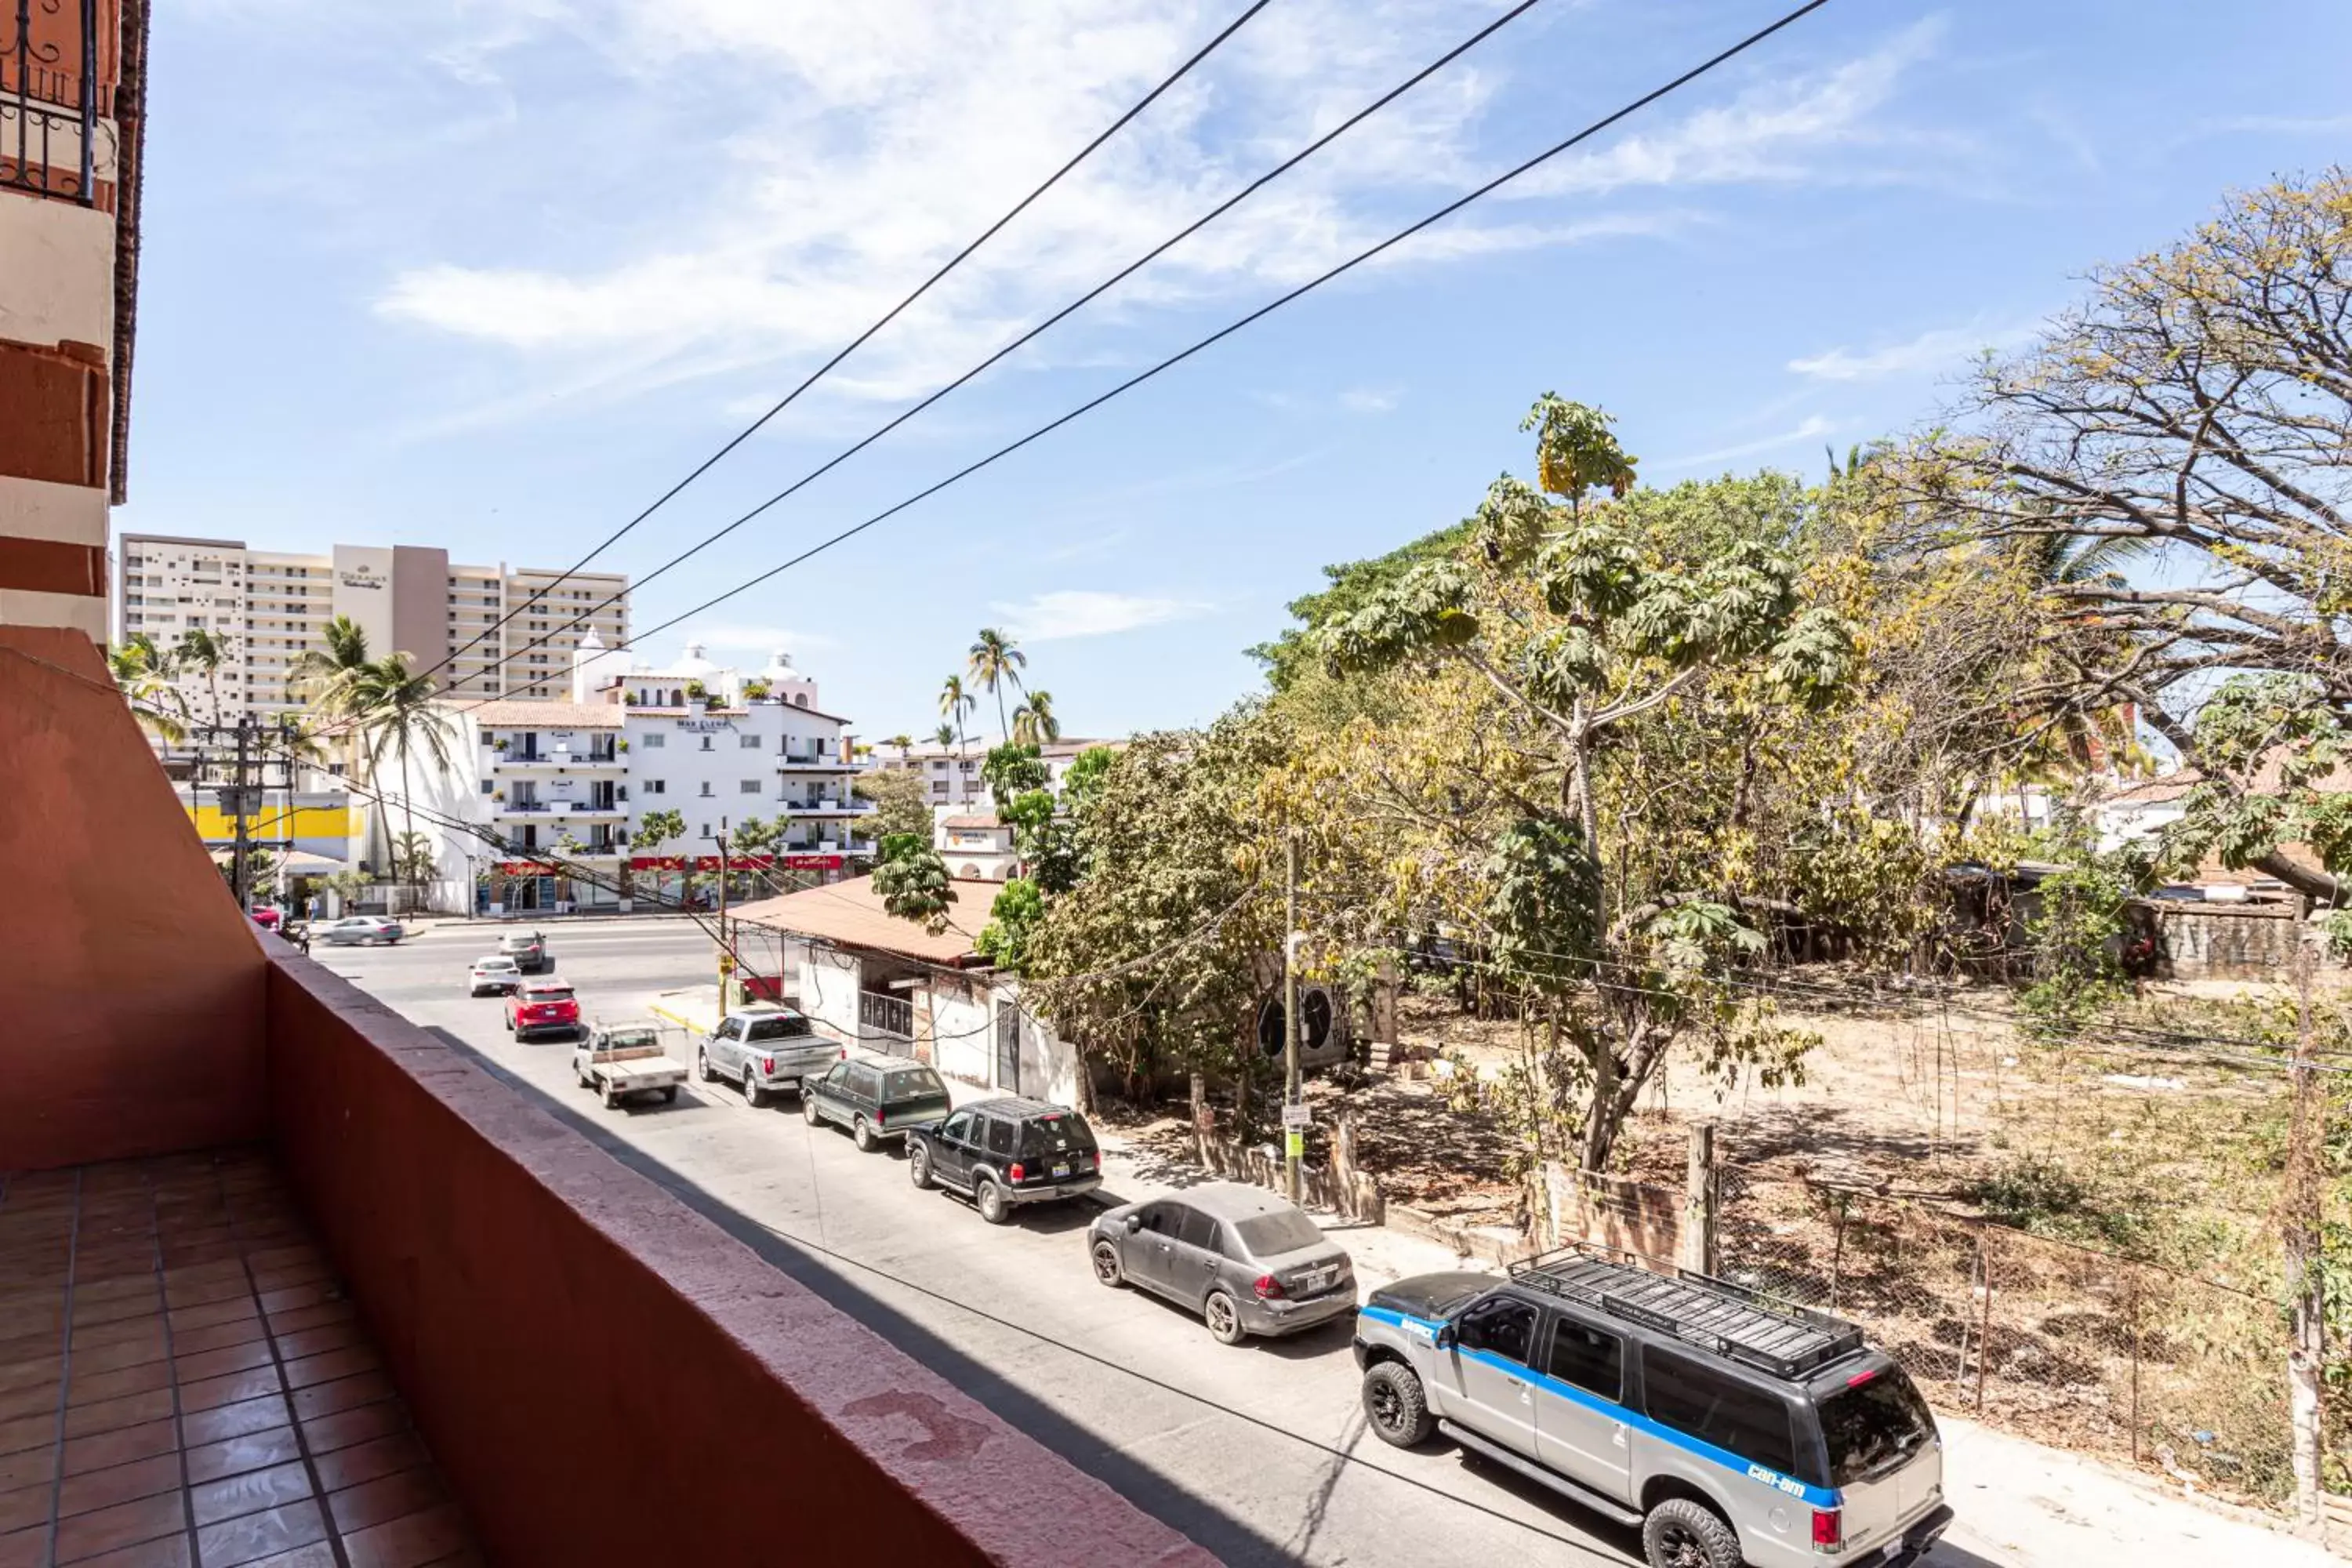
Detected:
left=1010, top=689, right=1061, bottom=746
left=172, top=628, right=235, bottom=724
left=884, top=733, right=914, bottom=751
left=289, top=615, right=372, bottom=706
left=938, top=675, right=976, bottom=755
left=107, top=641, right=188, bottom=744
left=967, top=628, right=1026, bottom=741
left=931, top=722, right=956, bottom=749
left=341, top=653, right=456, bottom=913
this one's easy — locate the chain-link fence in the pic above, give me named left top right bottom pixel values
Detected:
left=1718, top=1174, right=2291, bottom=1504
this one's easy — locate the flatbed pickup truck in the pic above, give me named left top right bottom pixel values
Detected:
left=573, top=1022, right=687, bottom=1109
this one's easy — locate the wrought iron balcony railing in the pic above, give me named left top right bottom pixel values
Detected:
left=3, top=0, right=102, bottom=205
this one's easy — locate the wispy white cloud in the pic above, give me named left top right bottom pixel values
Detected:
left=1654, top=414, right=1837, bottom=474
left=1338, top=384, right=1401, bottom=414
left=1788, top=319, right=2034, bottom=381
left=1510, top=17, right=1952, bottom=199
left=361, top=3, right=1956, bottom=426
left=1253, top=383, right=1403, bottom=416
left=991, top=589, right=1214, bottom=641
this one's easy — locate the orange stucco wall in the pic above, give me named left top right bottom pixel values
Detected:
left=0, top=626, right=267, bottom=1167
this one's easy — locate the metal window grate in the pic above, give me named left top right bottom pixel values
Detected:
left=1508, top=1243, right=1865, bottom=1380
left=4, top=0, right=103, bottom=205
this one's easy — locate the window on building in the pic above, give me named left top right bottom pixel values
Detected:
left=640, top=733, right=663, bottom=749
left=739, top=780, right=760, bottom=795
left=480, top=780, right=494, bottom=796
left=739, top=733, right=761, bottom=750
left=793, top=695, right=808, bottom=707
left=699, top=782, right=713, bottom=797
left=644, top=780, right=665, bottom=794
left=931, top=782, right=949, bottom=797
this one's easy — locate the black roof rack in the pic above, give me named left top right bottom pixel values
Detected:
left=1506, top=1243, right=1865, bottom=1381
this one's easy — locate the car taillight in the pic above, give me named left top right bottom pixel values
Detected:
left=1007, top=1163, right=1025, bottom=1183
left=1091, top=1149, right=1101, bottom=1171
left=1254, top=1273, right=1284, bottom=1300
left=760, top=1056, right=775, bottom=1075
left=1811, top=1508, right=1842, bottom=1552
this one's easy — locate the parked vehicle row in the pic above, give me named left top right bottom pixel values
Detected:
left=463, top=975, right=1953, bottom=1568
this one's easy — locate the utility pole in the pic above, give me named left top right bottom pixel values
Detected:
left=1284, top=826, right=1302, bottom=1205
left=713, top=818, right=734, bottom=1010
left=231, top=718, right=254, bottom=913
left=2284, top=932, right=2326, bottom=1533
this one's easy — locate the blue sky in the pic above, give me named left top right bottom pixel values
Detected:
left=118, top=0, right=2352, bottom=739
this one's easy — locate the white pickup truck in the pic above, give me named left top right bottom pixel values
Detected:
left=573, top=1022, right=688, bottom=1109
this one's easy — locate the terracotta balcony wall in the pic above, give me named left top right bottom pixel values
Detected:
left=0, top=626, right=1213, bottom=1568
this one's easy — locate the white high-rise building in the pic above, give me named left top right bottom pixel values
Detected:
left=113, top=534, right=629, bottom=720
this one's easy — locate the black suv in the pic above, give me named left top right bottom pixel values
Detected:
left=906, top=1097, right=1102, bottom=1223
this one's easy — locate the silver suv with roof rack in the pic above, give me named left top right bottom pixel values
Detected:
left=1352, top=1244, right=1952, bottom=1568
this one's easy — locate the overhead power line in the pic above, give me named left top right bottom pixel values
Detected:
left=410, top=0, right=1279, bottom=695
left=622, top=0, right=1839, bottom=651
left=408, top=0, right=1560, bottom=718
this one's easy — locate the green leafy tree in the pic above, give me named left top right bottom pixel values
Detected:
left=1304, top=398, right=1853, bottom=1166
left=854, top=766, right=935, bottom=842
left=1025, top=713, right=1289, bottom=1105
left=968, top=627, right=1027, bottom=741
left=874, top=832, right=957, bottom=935
left=975, top=878, right=1046, bottom=971
left=635, top=807, right=686, bottom=908
left=982, top=742, right=1049, bottom=811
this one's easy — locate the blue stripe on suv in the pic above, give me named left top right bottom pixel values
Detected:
left=1358, top=1305, right=1840, bottom=1509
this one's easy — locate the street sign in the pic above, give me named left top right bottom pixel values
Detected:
left=1280, top=1102, right=1312, bottom=1131
left=1284, top=1131, right=1305, bottom=1159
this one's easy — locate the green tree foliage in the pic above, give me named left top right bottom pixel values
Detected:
left=1025, top=713, right=1290, bottom=1102
left=107, top=640, right=187, bottom=743
left=975, top=878, right=1046, bottom=971
left=982, top=742, right=1050, bottom=810
left=873, top=832, right=957, bottom=935
left=1011, top=688, right=1060, bottom=746
left=853, top=767, right=935, bottom=842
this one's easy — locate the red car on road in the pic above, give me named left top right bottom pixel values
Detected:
left=506, top=981, right=582, bottom=1041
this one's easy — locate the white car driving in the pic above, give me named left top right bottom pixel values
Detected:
left=468, top=955, right=523, bottom=996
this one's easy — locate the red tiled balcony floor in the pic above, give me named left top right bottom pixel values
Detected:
left=0, top=1152, right=483, bottom=1568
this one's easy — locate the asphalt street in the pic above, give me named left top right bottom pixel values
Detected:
left=310, top=916, right=1661, bottom=1568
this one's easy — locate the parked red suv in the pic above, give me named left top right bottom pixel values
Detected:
left=505, top=981, right=582, bottom=1041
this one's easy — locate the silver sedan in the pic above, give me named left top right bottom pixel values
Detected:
left=1089, top=1181, right=1356, bottom=1345
left=317, top=916, right=405, bottom=946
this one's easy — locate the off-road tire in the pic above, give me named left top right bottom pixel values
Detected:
left=909, top=1142, right=935, bottom=1189
left=1641, top=1497, right=1740, bottom=1568
left=1362, top=1362, right=1433, bottom=1447
left=975, top=1178, right=1010, bottom=1225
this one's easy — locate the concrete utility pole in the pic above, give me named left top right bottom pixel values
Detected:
left=1284, top=826, right=1302, bottom=1206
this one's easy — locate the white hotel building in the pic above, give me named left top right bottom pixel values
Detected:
left=114, top=534, right=629, bottom=718
left=395, top=638, right=873, bottom=913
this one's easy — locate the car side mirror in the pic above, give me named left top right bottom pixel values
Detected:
left=1123, top=1215, right=1142, bottom=1235
left=1433, top=1324, right=1457, bottom=1350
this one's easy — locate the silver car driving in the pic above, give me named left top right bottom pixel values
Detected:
left=1088, top=1181, right=1356, bottom=1345
left=317, top=916, right=404, bottom=946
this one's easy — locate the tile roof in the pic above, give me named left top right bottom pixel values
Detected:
left=941, top=815, right=1004, bottom=830
left=730, top=873, right=993, bottom=966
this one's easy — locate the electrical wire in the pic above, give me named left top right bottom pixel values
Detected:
left=408, top=0, right=1279, bottom=695
left=387, top=0, right=1835, bottom=723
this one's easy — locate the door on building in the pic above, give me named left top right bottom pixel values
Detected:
left=994, top=1004, right=1021, bottom=1094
